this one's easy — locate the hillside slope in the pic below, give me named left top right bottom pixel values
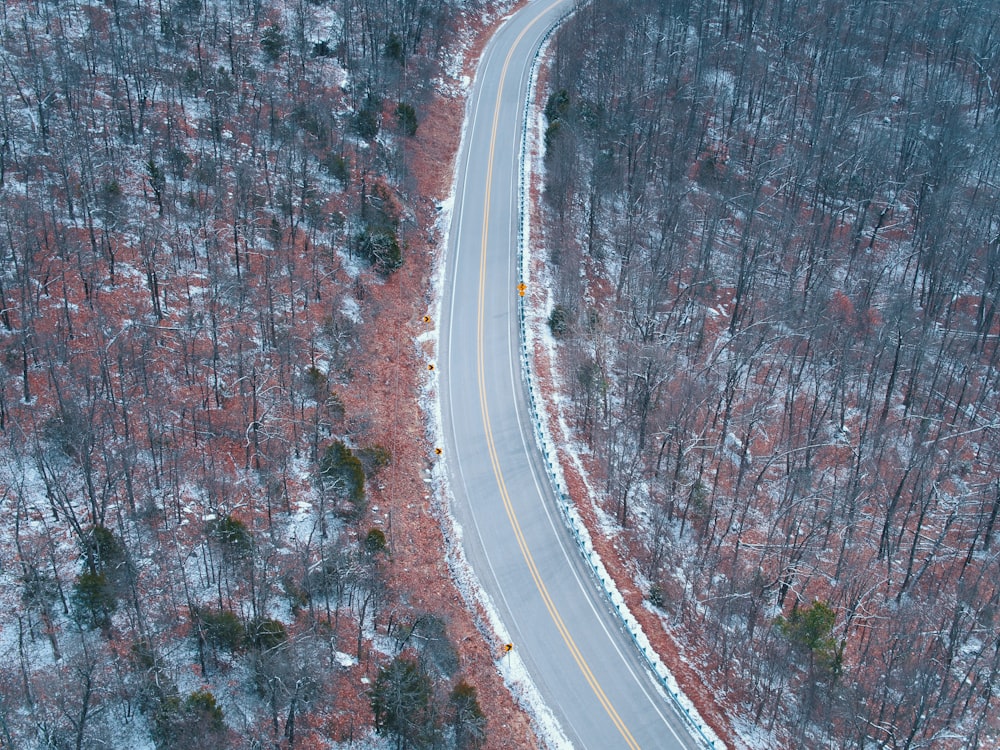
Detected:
left=0, top=1, right=537, bottom=748
left=534, top=0, right=1000, bottom=747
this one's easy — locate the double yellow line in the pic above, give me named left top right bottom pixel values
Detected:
left=473, top=9, right=641, bottom=750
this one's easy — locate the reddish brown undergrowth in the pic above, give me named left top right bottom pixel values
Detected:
left=334, top=4, right=540, bottom=747
left=525, top=51, right=736, bottom=749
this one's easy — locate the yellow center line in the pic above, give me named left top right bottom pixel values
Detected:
left=474, top=9, right=641, bottom=750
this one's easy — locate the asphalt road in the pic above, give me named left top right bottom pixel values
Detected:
left=437, top=1, right=708, bottom=749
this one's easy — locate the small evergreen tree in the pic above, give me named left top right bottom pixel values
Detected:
left=777, top=599, right=843, bottom=679
left=320, top=440, right=367, bottom=518
left=547, top=304, right=570, bottom=336
left=248, top=618, right=287, bottom=651
left=543, top=89, right=570, bottom=150
left=359, top=444, right=392, bottom=476
left=356, top=226, right=403, bottom=275
left=355, top=94, right=381, bottom=140
left=71, top=571, right=117, bottom=630
left=322, top=151, right=350, bottom=184
left=365, top=528, right=388, bottom=555
left=196, top=607, right=246, bottom=652
left=370, top=656, right=435, bottom=749
left=153, top=689, right=227, bottom=750
left=544, top=89, right=570, bottom=123
left=84, top=524, right=128, bottom=576
left=208, top=515, right=253, bottom=560
left=450, top=680, right=486, bottom=749
left=260, top=24, right=286, bottom=62
left=385, top=32, right=405, bottom=64
left=396, top=102, right=418, bottom=136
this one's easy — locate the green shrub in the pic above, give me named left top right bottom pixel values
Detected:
left=320, top=440, right=366, bottom=517
left=86, top=524, right=127, bottom=574
left=544, top=89, right=570, bottom=123
left=355, top=226, right=403, bottom=275
left=248, top=618, right=287, bottom=651
left=451, top=680, right=486, bottom=749
left=777, top=599, right=843, bottom=678
left=208, top=515, right=253, bottom=559
left=384, top=32, right=405, bottom=64
left=304, top=365, right=327, bottom=396
left=260, top=25, right=286, bottom=62
left=153, top=689, right=226, bottom=750
left=197, top=608, right=245, bottom=652
left=152, top=694, right=183, bottom=747
left=358, top=444, right=392, bottom=476
left=647, top=583, right=665, bottom=609
left=547, top=304, right=571, bottom=336
left=364, top=528, right=388, bottom=554
left=543, top=90, right=570, bottom=151
left=355, top=95, right=381, bottom=140
left=184, top=689, right=224, bottom=725
left=322, top=152, right=350, bottom=184
left=71, top=571, right=117, bottom=630
left=396, top=102, right=418, bottom=136
left=371, top=656, right=434, bottom=747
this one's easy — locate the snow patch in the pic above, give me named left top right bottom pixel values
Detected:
left=341, top=295, right=362, bottom=323
left=334, top=650, right=358, bottom=669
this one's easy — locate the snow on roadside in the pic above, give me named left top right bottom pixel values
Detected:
left=515, top=22, right=727, bottom=750
left=417, top=91, right=573, bottom=748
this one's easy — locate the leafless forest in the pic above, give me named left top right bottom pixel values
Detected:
left=6, top=0, right=1000, bottom=746
left=541, top=0, right=1000, bottom=747
left=0, top=0, right=508, bottom=748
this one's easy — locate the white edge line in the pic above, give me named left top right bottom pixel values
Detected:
left=514, top=8, right=728, bottom=750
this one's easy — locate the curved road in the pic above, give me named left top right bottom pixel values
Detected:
left=438, top=2, right=706, bottom=748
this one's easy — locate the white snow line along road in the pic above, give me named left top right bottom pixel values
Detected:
left=435, top=0, right=726, bottom=747
left=514, top=11, right=726, bottom=750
